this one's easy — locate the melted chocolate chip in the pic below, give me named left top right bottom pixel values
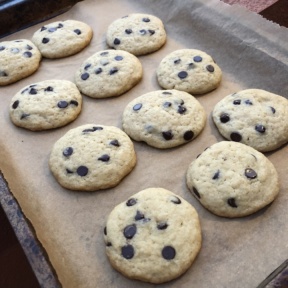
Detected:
left=42, top=38, right=50, bottom=44
left=193, top=56, right=202, bottom=62
left=142, top=17, right=150, bottom=22
left=0, top=46, right=5, bottom=51
left=157, top=222, right=168, bottom=230
left=206, top=65, right=215, bottom=72
left=66, top=169, right=73, bottom=174
left=184, top=130, right=194, bottom=141
left=58, top=23, right=63, bottom=28
left=177, top=105, right=186, bottom=114
left=45, top=86, right=53, bottom=92
left=20, top=113, right=30, bottom=119
left=77, top=166, right=88, bottom=176
left=178, top=71, right=188, bottom=79
left=255, top=124, right=266, bottom=133
left=109, top=68, right=118, bottom=75
left=245, top=99, right=253, bottom=105
left=23, top=51, right=32, bottom=58
left=98, top=154, right=110, bottom=162
left=174, top=59, right=181, bottom=64
left=70, top=100, right=78, bottom=106
left=126, top=198, right=137, bottom=206
left=58, top=101, right=68, bottom=108
left=114, top=55, right=123, bottom=61
left=100, top=51, right=109, bottom=56
left=114, top=38, right=121, bottom=45
left=162, top=246, right=176, bottom=260
left=123, top=224, right=137, bottom=239
left=95, top=68, right=102, bottom=74
left=40, top=26, right=47, bottom=31
left=230, top=132, right=242, bottom=142
left=81, top=73, right=89, bottom=80
left=148, top=29, right=155, bottom=35
left=163, top=102, right=172, bottom=108
left=162, top=91, right=172, bottom=95
left=192, top=187, right=201, bottom=199
left=233, top=99, right=241, bottom=105
left=270, top=106, right=276, bottom=114
left=84, top=64, right=91, bottom=70
left=63, top=147, right=73, bottom=157
left=171, top=196, right=181, bottom=204
left=12, top=100, right=19, bottom=109
left=245, top=168, right=257, bottom=179
left=106, top=242, right=112, bottom=247
left=133, top=103, right=142, bottom=111
left=121, top=245, right=134, bottom=259
left=139, top=29, right=146, bottom=35
left=220, top=113, right=230, bottom=123
left=213, top=170, right=220, bottom=180
left=104, top=226, right=107, bottom=235
left=26, top=45, right=33, bottom=50
left=0, top=71, right=7, bottom=77
left=227, top=198, right=237, bottom=208
left=110, top=139, right=120, bottom=147
left=29, top=88, right=37, bottom=95
left=82, top=126, right=103, bottom=133
left=74, top=29, right=81, bottom=35
left=135, top=210, right=145, bottom=221
left=48, top=27, right=57, bottom=32
left=188, top=63, right=194, bottom=69
left=125, top=29, right=132, bottom=34
left=162, top=131, right=173, bottom=140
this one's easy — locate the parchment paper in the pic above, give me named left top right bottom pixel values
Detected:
left=0, top=0, right=288, bottom=287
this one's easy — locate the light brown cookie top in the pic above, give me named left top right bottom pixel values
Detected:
left=104, top=187, right=202, bottom=284
left=49, top=124, right=136, bottom=191
left=106, top=13, right=166, bottom=56
left=9, top=80, right=82, bottom=131
left=156, top=49, right=222, bottom=94
left=212, top=89, right=288, bottom=152
left=186, top=141, right=279, bottom=218
left=75, top=49, right=142, bottom=98
left=122, top=89, right=206, bottom=149
left=0, top=39, right=41, bottom=86
left=32, top=20, right=93, bottom=58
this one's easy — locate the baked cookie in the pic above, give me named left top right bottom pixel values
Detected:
left=122, top=89, right=206, bottom=149
left=106, top=13, right=166, bottom=56
left=75, top=49, right=142, bottom=98
left=186, top=141, right=279, bottom=218
left=156, top=49, right=222, bottom=94
left=212, top=89, right=288, bottom=152
left=10, top=80, right=82, bottom=131
left=49, top=124, right=136, bottom=191
left=0, top=39, right=41, bottom=86
left=104, top=187, right=201, bottom=284
left=32, top=20, right=93, bottom=58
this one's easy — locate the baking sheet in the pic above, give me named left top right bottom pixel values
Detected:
left=0, top=0, right=288, bottom=287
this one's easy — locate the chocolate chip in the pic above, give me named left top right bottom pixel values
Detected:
left=148, top=29, right=155, bottom=35
left=126, top=198, right=137, bottom=206
left=206, top=65, right=215, bottom=72
left=74, top=29, right=81, bottom=35
left=270, top=106, right=276, bottom=114
left=123, top=224, right=137, bottom=239
left=245, top=168, right=257, bottom=179
left=114, top=56, right=123, bottom=61
left=245, top=99, right=253, bottom=105
left=29, top=88, right=37, bottom=95
left=110, top=139, right=120, bottom=147
left=42, top=38, right=50, bottom=44
left=177, top=105, right=186, bottom=114
left=11, top=48, right=19, bottom=54
left=70, top=100, right=78, bottom=106
left=40, top=26, right=47, bottom=31
left=0, top=71, right=7, bottom=77
left=100, top=51, right=109, bottom=56
left=192, top=187, right=201, bottom=199
left=171, top=196, right=181, bottom=204
left=255, top=124, right=266, bottom=133
left=184, top=130, right=194, bottom=141
left=193, top=56, right=202, bottom=62
left=162, top=131, right=173, bottom=140
left=139, top=29, right=146, bottom=35
left=133, top=103, right=142, bottom=111
left=174, top=59, right=181, bottom=64
left=220, top=113, right=230, bottom=123
left=77, top=166, right=88, bottom=176
left=106, top=242, right=112, bottom=247
left=63, top=147, right=73, bottom=157
left=121, top=245, right=134, bottom=259
left=227, top=198, right=237, bottom=208
left=109, top=68, right=118, bottom=75
left=104, top=226, right=107, bottom=235
left=213, top=170, right=220, bottom=179
left=230, top=132, right=242, bottom=142
left=20, top=113, right=30, bottom=119
left=58, top=101, right=68, bottom=108
left=95, top=68, right=102, bottom=74
left=233, top=99, right=241, bottom=105
left=0, top=46, right=5, bottom=51
left=66, top=169, right=73, bottom=174
left=114, top=38, right=121, bottom=45
left=48, top=27, right=57, bottom=32
left=82, top=126, right=103, bottom=133
left=188, top=63, right=194, bottom=69
left=12, top=100, right=19, bottom=109
left=163, top=102, right=172, bottom=108
left=58, top=23, right=63, bottom=28
left=125, top=29, right=132, bottom=34
left=98, top=154, right=110, bottom=162
left=23, top=51, right=32, bottom=58
left=81, top=73, right=89, bottom=80
left=84, top=64, right=91, bottom=70
left=44, top=86, right=53, bottom=92
left=162, top=91, right=172, bottom=95
left=142, top=17, right=150, bottom=22
left=178, top=71, right=188, bottom=79
left=26, top=45, right=33, bottom=50
left=162, top=246, right=176, bottom=260
left=135, top=210, right=145, bottom=221
left=157, top=222, right=168, bottom=230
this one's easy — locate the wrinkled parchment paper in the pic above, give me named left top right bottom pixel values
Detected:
left=0, top=0, right=288, bottom=287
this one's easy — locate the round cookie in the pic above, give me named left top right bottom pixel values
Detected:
left=0, top=39, right=41, bottom=86
left=9, top=80, right=82, bottom=131
left=212, top=89, right=288, bottom=152
left=122, top=89, right=206, bottom=149
left=49, top=124, right=136, bottom=191
left=186, top=141, right=279, bottom=218
left=75, top=49, right=142, bottom=98
left=106, top=13, right=166, bottom=56
left=32, top=20, right=93, bottom=58
left=104, top=187, right=202, bottom=284
left=156, top=49, right=222, bottom=94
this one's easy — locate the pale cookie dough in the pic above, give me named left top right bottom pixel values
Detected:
left=10, top=80, right=82, bottom=131
left=104, top=187, right=201, bottom=284
left=186, top=141, right=279, bottom=218
left=106, top=13, right=166, bottom=56
left=32, top=20, right=93, bottom=58
left=75, top=49, right=142, bottom=98
left=49, top=124, right=136, bottom=191
left=122, top=89, right=206, bottom=148
left=212, top=89, right=288, bottom=152
left=156, top=49, right=222, bottom=94
left=0, top=39, right=41, bottom=86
